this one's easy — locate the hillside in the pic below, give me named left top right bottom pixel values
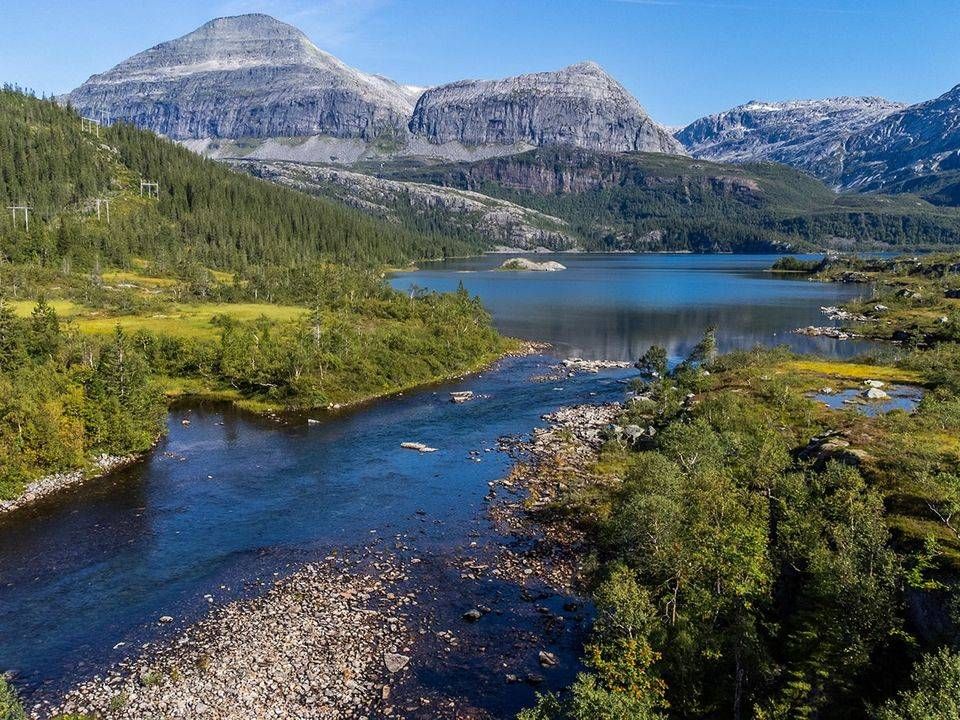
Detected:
left=0, top=88, right=510, bottom=502
left=0, top=87, right=477, bottom=268
left=232, top=159, right=579, bottom=251
left=345, top=148, right=960, bottom=252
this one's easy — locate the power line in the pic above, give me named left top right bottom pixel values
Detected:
left=81, top=117, right=100, bottom=138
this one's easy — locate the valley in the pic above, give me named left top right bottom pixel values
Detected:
left=3, top=7, right=960, bottom=719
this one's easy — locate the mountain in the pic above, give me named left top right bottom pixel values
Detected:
left=678, top=87, right=960, bottom=207
left=676, top=97, right=905, bottom=184
left=409, top=62, right=683, bottom=156
left=66, top=14, right=416, bottom=144
left=838, top=83, right=960, bottom=201
left=235, top=148, right=960, bottom=254
left=233, top=160, right=578, bottom=251
left=67, top=15, right=681, bottom=163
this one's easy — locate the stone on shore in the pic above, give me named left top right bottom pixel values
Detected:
left=43, top=556, right=411, bottom=720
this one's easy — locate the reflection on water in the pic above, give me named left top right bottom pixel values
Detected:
left=393, top=254, right=873, bottom=360
left=811, top=384, right=924, bottom=416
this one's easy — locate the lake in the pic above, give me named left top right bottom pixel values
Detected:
left=0, top=254, right=872, bottom=716
left=392, top=253, right=872, bottom=360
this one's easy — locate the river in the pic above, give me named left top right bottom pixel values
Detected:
left=0, top=254, right=869, bottom=716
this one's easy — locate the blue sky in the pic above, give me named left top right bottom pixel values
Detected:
left=2, top=0, right=959, bottom=126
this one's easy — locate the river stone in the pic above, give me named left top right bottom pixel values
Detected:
left=538, top=650, right=559, bottom=667
left=384, top=652, right=409, bottom=673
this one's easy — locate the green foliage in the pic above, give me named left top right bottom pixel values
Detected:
left=0, top=88, right=479, bottom=269
left=520, top=565, right=667, bottom=720
left=83, top=326, right=164, bottom=455
left=0, top=676, right=25, bottom=720
left=770, top=256, right=824, bottom=273
left=521, top=346, right=960, bottom=720
left=876, top=649, right=960, bottom=720
left=26, top=296, right=61, bottom=360
left=768, top=463, right=899, bottom=718
left=0, top=300, right=166, bottom=499
left=680, top=326, right=718, bottom=369
left=636, top=345, right=668, bottom=378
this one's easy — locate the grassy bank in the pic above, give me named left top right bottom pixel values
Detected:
left=789, top=253, right=960, bottom=346
left=0, top=262, right=512, bottom=502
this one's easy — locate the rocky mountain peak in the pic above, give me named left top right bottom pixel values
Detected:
left=66, top=17, right=684, bottom=161
left=838, top=82, right=960, bottom=191
left=95, top=14, right=319, bottom=81
left=197, top=13, right=302, bottom=35
left=677, top=95, right=906, bottom=183
left=67, top=14, right=416, bottom=142
left=409, top=62, right=684, bottom=155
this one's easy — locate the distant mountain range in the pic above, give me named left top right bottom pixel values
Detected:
left=57, top=10, right=960, bottom=253
left=66, top=14, right=680, bottom=164
left=65, top=13, right=960, bottom=208
left=677, top=89, right=960, bottom=204
left=676, top=97, right=906, bottom=185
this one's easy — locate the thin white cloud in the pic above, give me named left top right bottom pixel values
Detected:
left=214, top=0, right=388, bottom=49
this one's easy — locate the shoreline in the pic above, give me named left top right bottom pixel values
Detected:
left=1, top=341, right=545, bottom=520
left=488, top=401, right=625, bottom=592
left=0, top=452, right=148, bottom=518
left=163, top=339, right=542, bottom=416
left=38, top=552, right=413, bottom=720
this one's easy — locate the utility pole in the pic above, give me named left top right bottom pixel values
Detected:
left=7, top=205, right=31, bottom=231
left=81, top=117, right=100, bottom=137
left=95, top=198, right=111, bottom=223
left=140, top=180, right=159, bottom=199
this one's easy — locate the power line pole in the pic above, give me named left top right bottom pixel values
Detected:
left=7, top=205, right=31, bottom=231
left=140, top=180, right=159, bottom=199
left=95, top=198, right=111, bottom=223
left=81, top=117, right=100, bottom=137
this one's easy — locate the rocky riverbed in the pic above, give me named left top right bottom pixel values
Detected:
left=24, top=368, right=630, bottom=720
left=38, top=553, right=413, bottom=720
left=488, top=402, right=623, bottom=590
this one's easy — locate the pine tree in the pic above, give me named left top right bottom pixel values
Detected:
left=26, top=296, right=60, bottom=360
left=0, top=296, right=24, bottom=369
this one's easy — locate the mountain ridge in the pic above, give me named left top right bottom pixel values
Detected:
left=678, top=86, right=960, bottom=205
left=66, top=14, right=682, bottom=163
left=676, top=96, right=906, bottom=185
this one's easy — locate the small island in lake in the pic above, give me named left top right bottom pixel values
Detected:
left=499, top=258, right=567, bottom=272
